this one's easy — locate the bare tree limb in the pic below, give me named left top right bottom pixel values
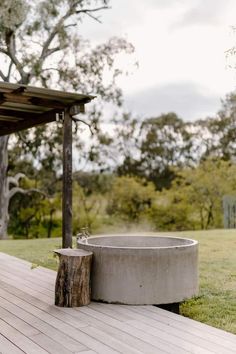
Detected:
left=39, top=4, right=109, bottom=62
left=0, top=70, right=7, bottom=81
left=75, top=6, right=110, bottom=15
left=64, top=23, right=77, bottom=29
left=0, top=48, right=8, bottom=55
left=41, top=67, right=61, bottom=72
left=72, top=116, right=94, bottom=135
left=84, top=12, right=102, bottom=23
left=4, top=30, right=29, bottom=83
left=7, top=173, right=26, bottom=188
left=45, top=47, right=61, bottom=57
left=25, top=2, right=109, bottom=83
left=8, top=187, right=46, bottom=201
left=6, top=61, right=14, bottom=81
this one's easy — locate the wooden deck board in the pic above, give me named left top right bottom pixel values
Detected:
left=0, top=252, right=236, bottom=354
left=0, top=333, right=25, bottom=354
left=96, top=303, right=236, bottom=352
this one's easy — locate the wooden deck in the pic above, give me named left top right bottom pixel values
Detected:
left=0, top=253, right=236, bottom=354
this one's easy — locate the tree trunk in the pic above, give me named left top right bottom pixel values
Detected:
left=54, top=249, right=93, bottom=307
left=0, top=136, right=9, bottom=239
left=47, top=209, right=55, bottom=238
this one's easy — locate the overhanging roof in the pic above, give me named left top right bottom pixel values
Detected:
left=0, top=82, right=94, bottom=136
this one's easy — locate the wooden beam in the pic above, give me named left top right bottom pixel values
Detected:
left=11, top=86, right=26, bottom=94
left=31, top=97, right=67, bottom=109
left=0, top=116, right=23, bottom=122
left=0, top=108, right=37, bottom=120
left=0, top=109, right=59, bottom=137
left=62, top=109, right=73, bottom=248
left=69, top=104, right=85, bottom=116
left=0, top=93, right=66, bottom=109
left=0, top=93, right=90, bottom=110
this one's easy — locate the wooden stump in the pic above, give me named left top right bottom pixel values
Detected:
left=54, top=249, right=93, bottom=307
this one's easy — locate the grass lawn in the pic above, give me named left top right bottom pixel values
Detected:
left=0, top=229, right=236, bottom=334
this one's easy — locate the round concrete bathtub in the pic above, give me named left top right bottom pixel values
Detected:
left=77, top=235, right=198, bottom=305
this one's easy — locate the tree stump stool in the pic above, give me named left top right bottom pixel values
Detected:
left=54, top=249, right=93, bottom=307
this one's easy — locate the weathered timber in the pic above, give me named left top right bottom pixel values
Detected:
left=54, top=249, right=93, bottom=307
left=0, top=109, right=60, bottom=137
left=69, top=104, right=85, bottom=115
left=62, top=109, right=72, bottom=248
left=0, top=93, right=66, bottom=109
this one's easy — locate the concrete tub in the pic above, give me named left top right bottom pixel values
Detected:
left=77, top=235, right=198, bottom=305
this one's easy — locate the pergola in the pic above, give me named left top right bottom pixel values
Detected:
left=0, top=82, right=94, bottom=248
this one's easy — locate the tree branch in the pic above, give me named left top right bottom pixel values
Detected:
left=45, top=47, right=61, bottom=57
left=7, top=173, right=26, bottom=188
left=75, top=6, right=110, bottom=23
left=41, top=67, right=61, bottom=72
left=39, top=4, right=109, bottom=61
left=4, top=30, right=29, bottom=83
left=0, top=70, right=7, bottom=81
left=72, top=116, right=94, bottom=135
left=84, top=12, right=102, bottom=23
left=0, top=48, right=8, bottom=55
left=75, top=6, right=110, bottom=15
left=27, top=2, right=109, bottom=85
left=8, top=187, right=45, bottom=201
left=6, top=61, right=14, bottom=81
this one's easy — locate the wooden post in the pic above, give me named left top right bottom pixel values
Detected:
left=54, top=249, right=93, bottom=307
left=62, top=108, right=72, bottom=248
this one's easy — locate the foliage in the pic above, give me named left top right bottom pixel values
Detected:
left=111, top=96, right=236, bottom=190
left=146, top=158, right=236, bottom=231
left=110, top=112, right=197, bottom=190
left=138, top=113, right=194, bottom=189
left=8, top=178, right=62, bottom=238
left=72, top=182, right=105, bottom=234
left=149, top=201, right=195, bottom=231
left=175, top=159, right=236, bottom=229
left=73, top=171, right=114, bottom=195
left=106, top=176, right=156, bottom=223
left=194, top=93, right=236, bottom=161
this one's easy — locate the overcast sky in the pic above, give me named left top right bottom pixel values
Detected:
left=80, top=0, right=236, bottom=121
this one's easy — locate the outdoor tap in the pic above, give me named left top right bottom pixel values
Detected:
left=76, top=227, right=90, bottom=241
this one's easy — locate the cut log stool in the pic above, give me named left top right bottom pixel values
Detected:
left=54, top=249, right=93, bottom=307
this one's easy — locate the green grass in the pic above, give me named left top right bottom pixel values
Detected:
left=0, top=238, right=63, bottom=271
left=0, top=230, right=236, bottom=334
left=177, top=229, right=236, bottom=334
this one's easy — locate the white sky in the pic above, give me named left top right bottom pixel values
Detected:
left=80, top=0, right=236, bottom=121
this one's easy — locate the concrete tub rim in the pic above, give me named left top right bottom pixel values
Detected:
left=77, top=234, right=198, bottom=250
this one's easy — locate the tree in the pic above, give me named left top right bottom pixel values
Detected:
left=197, top=93, right=236, bottom=161
left=106, top=176, right=156, bottom=223
left=138, top=113, right=196, bottom=189
left=73, top=182, right=104, bottom=233
left=99, top=112, right=196, bottom=189
left=173, top=159, right=236, bottom=229
left=113, top=112, right=195, bottom=190
left=0, top=0, right=134, bottom=238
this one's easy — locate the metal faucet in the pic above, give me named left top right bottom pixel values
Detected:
left=76, top=227, right=90, bottom=241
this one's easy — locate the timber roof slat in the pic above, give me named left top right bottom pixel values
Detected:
left=0, top=82, right=94, bottom=137
left=0, top=109, right=61, bottom=136
left=0, top=109, right=38, bottom=120
left=2, top=103, right=49, bottom=113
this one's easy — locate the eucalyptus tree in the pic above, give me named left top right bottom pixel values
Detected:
left=197, top=93, right=236, bottom=161
left=0, top=0, right=134, bottom=238
left=115, top=112, right=195, bottom=190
